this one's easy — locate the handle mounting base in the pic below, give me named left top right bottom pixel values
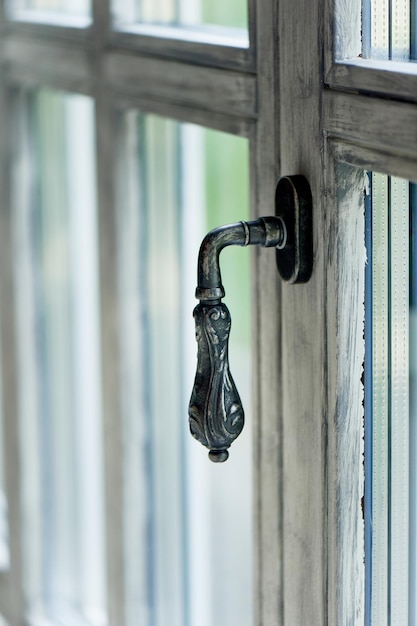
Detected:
left=275, top=175, right=313, bottom=284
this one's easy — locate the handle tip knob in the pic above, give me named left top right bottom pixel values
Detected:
left=209, top=449, right=229, bottom=463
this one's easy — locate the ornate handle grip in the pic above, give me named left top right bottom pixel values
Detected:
left=189, top=302, right=244, bottom=463
left=188, top=176, right=313, bottom=462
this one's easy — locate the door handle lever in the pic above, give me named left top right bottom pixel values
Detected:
left=188, top=175, right=313, bottom=462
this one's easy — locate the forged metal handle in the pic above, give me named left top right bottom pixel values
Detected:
left=189, top=302, right=243, bottom=463
left=188, top=176, right=313, bottom=462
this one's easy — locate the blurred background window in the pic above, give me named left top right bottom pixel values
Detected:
left=0, top=0, right=254, bottom=624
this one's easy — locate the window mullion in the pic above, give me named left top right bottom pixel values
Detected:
left=94, top=95, right=126, bottom=626
left=0, top=84, right=25, bottom=626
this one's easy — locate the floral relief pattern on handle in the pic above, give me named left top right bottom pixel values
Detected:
left=188, top=302, right=244, bottom=463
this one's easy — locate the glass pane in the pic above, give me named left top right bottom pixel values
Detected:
left=117, top=112, right=252, bottom=626
left=0, top=328, right=9, bottom=572
left=410, top=181, right=417, bottom=624
left=365, top=173, right=417, bottom=624
left=362, top=0, right=417, bottom=59
left=13, top=89, right=106, bottom=625
left=11, top=0, right=91, bottom=20
left=113, top=0, right=248, bottom=38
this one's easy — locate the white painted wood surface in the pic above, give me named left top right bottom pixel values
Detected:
left=325, top=161, right=367, bottom=625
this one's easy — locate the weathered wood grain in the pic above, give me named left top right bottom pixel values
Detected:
left=278, top=0, right=329, bottom=620
left=326, top=161, right=366, bottom=625
left=327, top=59, right=417, bottom=103
left=250, top=0, right=283, bottom=623
left=323, top=90, right=417, bottom=160
left=104, top=51, right=257, bottom=119
left=333, top=140, right=417, bottom=182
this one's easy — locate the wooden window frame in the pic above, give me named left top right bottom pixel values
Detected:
left=0, top=0, right=415, bottom=624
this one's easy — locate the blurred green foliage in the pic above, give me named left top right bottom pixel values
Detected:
left=203, top=129, right=250, bottom=346
left=135, top=0, right=248, bottom=29
left=201, top=0, right=248, bottom=29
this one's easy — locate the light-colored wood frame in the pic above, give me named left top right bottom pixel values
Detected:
left=278, top=0, right=417, bottom=622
